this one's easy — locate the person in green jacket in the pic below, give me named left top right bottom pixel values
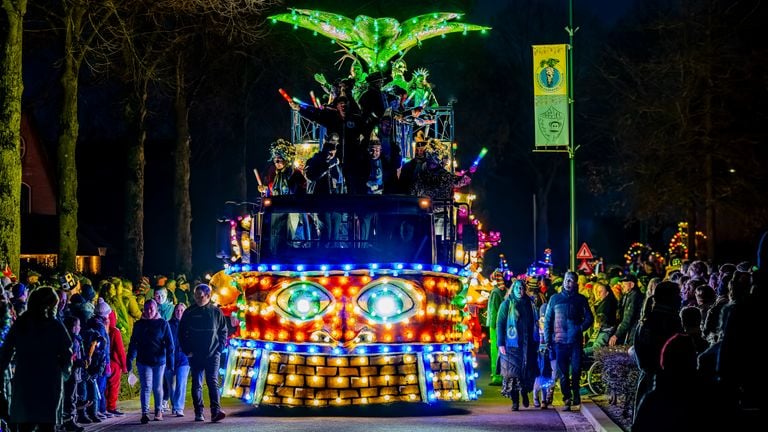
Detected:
left=486, top=269, right=507, bottom=385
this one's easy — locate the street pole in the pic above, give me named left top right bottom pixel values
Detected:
left=566, top=0, right=578, bottom=271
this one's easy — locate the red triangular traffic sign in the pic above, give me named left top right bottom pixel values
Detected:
left=578, top=260, right=593, bottom=274
left=576, top=242, right=593, bottom=260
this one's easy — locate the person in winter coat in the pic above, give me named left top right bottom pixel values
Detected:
left=632, top=333, right=706, bottom=432
left=543, top=271, right=594, bottom=411
left=105, top=310, right=127, bottom=416
left=497, top=279, right=539, bottom=411
left=99, top=279, right=131, bottom=341
left=0, top=286, right=73, bottom=432
left=118, top=279, right=143, bottom=326
left=486, top=270, right=507, bottom=385
left=78, top=299, right=111, bottom=422
left=165, top=303, right=190, bottom=416
left=179, top=284, right=229, bottom=423
left=61, top=316, right=85, bottom=432
left=609, top=274, right=643, bottom=346
left=0, top=290, right=14, bottom=427
left=127, top=299, right=174, bottom=424
left=631, top=281, right=682, bottom=421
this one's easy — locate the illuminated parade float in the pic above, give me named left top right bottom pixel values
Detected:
left=209, top=8, right=493, bottom=408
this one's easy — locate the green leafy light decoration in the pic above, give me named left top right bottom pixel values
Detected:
left=269, top=9, right=491, bottom=71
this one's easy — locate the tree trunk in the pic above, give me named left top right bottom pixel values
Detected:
left=122, top=78, right=149, bottom=282
left=0, top=0, right=27, bottom=275
left=174, top=56, right=192, bottom=276
left=58, top=5, right=85, bottom=271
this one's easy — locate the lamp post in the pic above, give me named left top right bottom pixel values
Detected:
left=566, top=0, right=578, bottom=271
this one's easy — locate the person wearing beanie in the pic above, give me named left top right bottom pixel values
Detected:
left=10, top=283, right=29, bottom=317
left=82, top=299, right=111, bottom=422
left=80, top=284, right=96, bottom=304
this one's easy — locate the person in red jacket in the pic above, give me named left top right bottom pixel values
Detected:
left=106, top=310, right=127, bottom=416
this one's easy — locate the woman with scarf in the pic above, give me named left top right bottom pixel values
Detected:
left=497, top=279, right=540, bottom=411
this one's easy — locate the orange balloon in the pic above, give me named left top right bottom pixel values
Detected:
left=209, top=271, right=239, bottom=305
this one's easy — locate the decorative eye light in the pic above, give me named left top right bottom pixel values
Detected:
left=272, top=282, right=334, bottom=322
left=356, top=279, right=420, bottom=323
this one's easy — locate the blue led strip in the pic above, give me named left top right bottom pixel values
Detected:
left=246, top=348, right=263, bottom=403
left=253, top=348, right=270, bottom=406
left=422, top=351, right=437, bottom=402
left=229, top=339, right=472, bottom=356
left=223, top=262, right=471, bottom=277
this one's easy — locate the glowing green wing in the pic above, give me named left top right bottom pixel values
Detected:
left=269, top=8, right=357, bottom=44
left=384, top=13, right=490, bottom=65
left=269, top=9, right=490, bottom=71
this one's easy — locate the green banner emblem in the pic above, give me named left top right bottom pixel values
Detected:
left=534, top=95, right=569, bottom=146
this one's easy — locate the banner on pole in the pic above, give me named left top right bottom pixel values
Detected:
left=532, top=44, right=569, bottom=148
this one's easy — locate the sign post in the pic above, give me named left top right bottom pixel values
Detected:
left=532, top=0, right=578, bottom=270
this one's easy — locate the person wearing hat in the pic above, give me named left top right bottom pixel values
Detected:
left=291, top=93, right=372, bottom=192
left=10, top=282, right=28, bottom=317
left=363, top=135, right=399, bottom=195
left=410, top=138, right=471, bottom=200
left=397, top=130, right=428, bottom=193
left=26, top=270, right=41, bottom=290
left=304, top=140, right=346, bottom=247
left=259, top=138, right=306, bottom=196
left=486, top=269, right=507, bottom=386
left=305, top=139, right=346, bottom=196
left=359, top=70, right=397, bottom=124
left=609, top=273, right=644, bottom=347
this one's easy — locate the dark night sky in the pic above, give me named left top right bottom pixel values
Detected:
left=20, top=0, right=763, bottom=277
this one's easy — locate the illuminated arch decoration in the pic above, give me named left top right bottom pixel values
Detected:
left=624, top=242, right=651, bottom=265
left=269, top=9, right=491, bottom=71
left=668, top=222, right=707, bottom=260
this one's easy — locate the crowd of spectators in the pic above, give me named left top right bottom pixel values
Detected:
left=491, top=231, right=765, bottom=430
left=0, top=271, right=231, bottom=431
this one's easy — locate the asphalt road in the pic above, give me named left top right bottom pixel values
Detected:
left=85, top=355, right=595, bottom=432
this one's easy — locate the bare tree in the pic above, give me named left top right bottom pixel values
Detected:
left=588, top=0, right=768, bottom=260
left=102, top=0, right=276, bottom=277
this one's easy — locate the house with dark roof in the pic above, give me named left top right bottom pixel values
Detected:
left=20, top=113, right=108, bottom=274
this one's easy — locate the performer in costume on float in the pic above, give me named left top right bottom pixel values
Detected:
left=260, top=138, right=306, bottom=196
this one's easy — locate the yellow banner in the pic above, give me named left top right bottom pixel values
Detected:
left=533, top=44, right=567, bottom=96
